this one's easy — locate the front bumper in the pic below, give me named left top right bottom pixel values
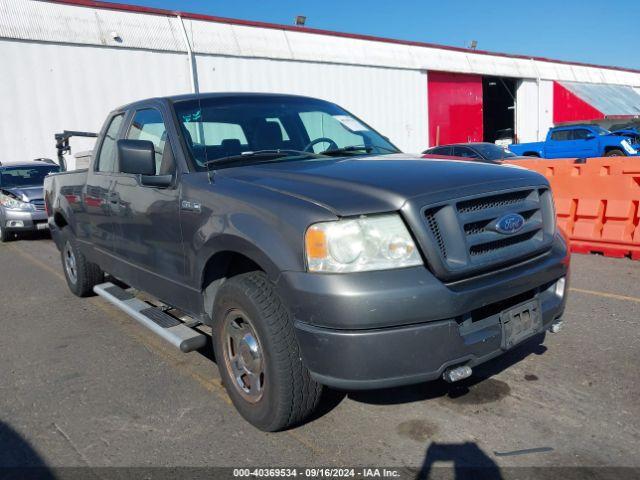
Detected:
left=277, top=233, right=569, bottom=390
left=1, top=209, right=48, bottom=232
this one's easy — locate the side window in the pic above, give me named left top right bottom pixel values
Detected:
left=95, top=114, right=124, bottom=173
left=453, top=146, right=480, bottom=158
left=126, top=108, right=174, bottom=175
left=550, top=130, right=571, bottom=141
left=429, top=146, right=452, bottom=155
left=299, top=111, right=363, bottom=153
left=572, top=129, right=590, bottom=140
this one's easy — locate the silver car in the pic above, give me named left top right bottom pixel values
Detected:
left=0, top=161, right=60, bottom=242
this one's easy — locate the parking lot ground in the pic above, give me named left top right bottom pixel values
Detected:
left=1, top=237, right=639, bottom=475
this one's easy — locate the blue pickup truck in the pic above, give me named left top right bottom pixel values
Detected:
left=510, top=125, right=640, bottom=158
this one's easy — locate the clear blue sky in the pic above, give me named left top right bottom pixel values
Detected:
left=122, top=0, right=639, bottom=70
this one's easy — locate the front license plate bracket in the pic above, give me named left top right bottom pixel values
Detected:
left=500, top=299, right=542, bottom=350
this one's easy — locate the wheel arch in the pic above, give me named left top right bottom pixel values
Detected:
left=604, top=145, right=627, bottom=156
left=53, top=210, right=69, bottom=230
left=198, top=236, right=289, bottom=324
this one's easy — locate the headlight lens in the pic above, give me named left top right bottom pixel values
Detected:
left=0, top=193, right=34, bottom=211
left=305, top=214, right=423, bottom=273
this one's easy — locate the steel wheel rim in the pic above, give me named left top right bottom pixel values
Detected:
left=222, top=309, right=265, bottom=403
left=64, top=242, right=78, bottom=284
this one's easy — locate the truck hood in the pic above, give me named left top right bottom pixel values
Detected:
left=221, top=154, right=547, bottom=216
left=1, top=185, right=44, bottom=202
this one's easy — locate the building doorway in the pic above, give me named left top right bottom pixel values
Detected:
left=482, top=76, right=516, bottom=144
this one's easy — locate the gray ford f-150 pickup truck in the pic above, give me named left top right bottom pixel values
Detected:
left=44, top=93, right=569, bottom=431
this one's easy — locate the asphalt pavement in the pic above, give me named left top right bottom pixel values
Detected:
left=0, top=236, right=639, bottom=477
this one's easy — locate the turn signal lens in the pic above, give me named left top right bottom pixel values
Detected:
left=305, top=226, right=328, bottom=260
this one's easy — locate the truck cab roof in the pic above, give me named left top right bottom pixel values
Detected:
left=116, top=92, right=323, bottom=111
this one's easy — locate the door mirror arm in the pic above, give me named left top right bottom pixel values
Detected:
left=139, top=174, right=174, bottom=188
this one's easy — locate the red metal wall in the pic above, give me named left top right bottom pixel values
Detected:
left=428, top=71, right=483, bottom=146
left=553, top=82, right=605, bottom=124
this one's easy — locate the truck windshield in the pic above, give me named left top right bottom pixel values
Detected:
left=0, top=165, right=59, bottom=188
left=172, top=96, right=400, bottom=170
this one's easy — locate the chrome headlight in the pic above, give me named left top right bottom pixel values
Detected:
left=0, top=193, right=35, bottom=211
left=305, top=214, right=423, bottom=273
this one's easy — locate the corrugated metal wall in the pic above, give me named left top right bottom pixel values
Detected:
left=0, top=39, right=191, bottom=163
left=4, top=0, right=640, bottom=85
left=193, top=55, right=428, bottom=152
left=0, top=38, right=427, bottom=162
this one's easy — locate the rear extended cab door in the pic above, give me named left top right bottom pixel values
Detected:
left=544, top=128, right=575, bottom=158
left=79, top=111, right=127, bottom=271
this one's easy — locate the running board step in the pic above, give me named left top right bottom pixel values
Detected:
left=94, top=282, right=207, bottom=353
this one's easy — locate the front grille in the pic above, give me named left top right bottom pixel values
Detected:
left=424, top=208, right=447, bottom=259
left=421, top=188, right=555, bottom=279
left=469, top=230, right=538, bottom=256
left=30, top=199, right=45, bottom=211
left=457, top=190, right=530, bottom=214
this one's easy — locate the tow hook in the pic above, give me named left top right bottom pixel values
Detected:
left=442, top=365, right=473, bottom=383
left=548, top=319, right=563, bottom=334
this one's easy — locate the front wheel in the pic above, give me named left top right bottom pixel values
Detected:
left=60, top=227, right=104, bottom=297
left=213, top=271, right=323, bottom=431
left=605, top=149, right=624, bottom=157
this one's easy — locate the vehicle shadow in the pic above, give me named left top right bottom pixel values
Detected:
left=198, top=332, right=547, bottom=425
left=4, top=230, right=52, bottom=242
left=348, top=333, right=546, bottom=406
left=415, top=441, right=503, bottom=480
left=0, top=421, right=55, bottom=479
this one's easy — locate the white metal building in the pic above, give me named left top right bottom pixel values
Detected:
left=2, top=0, right=640, bottom=166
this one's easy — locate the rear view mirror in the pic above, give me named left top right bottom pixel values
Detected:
left=117, top=139, right=155, bottom=175
left=585, top=133, right=595, bottom=140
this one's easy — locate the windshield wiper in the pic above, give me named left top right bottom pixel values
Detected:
left=320, top=145, right=399, bottom=156
left=204, top=149, right=322, bottom=167
left=203, top=150, right=323, bottom=182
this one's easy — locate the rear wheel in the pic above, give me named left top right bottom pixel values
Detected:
left=0, top=225, right=10, bottom=243
left=60, top=227, right=104, bottom=297
left=605, top=149, right=624, bottom=157
left=213, top=271, right=323, bottom=431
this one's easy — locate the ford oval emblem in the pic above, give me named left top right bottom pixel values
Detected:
left=495, top=213, right=525, bottom=235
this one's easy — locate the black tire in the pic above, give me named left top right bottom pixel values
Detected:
left=0, top=225, right=11, bottom=243
left=60, top=227, right=104, bottom=297
left=605, top=149, right=624, bottom=157
left=212, top=271, right=323, bottom=431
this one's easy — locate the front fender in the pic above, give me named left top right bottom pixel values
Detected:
left=195, top=232, right=288, bottom=285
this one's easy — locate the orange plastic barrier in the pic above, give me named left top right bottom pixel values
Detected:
left=505, top=157, right=640, bottom=260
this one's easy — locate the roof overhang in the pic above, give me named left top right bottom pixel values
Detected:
left=554, top=81, right=640, bottom=124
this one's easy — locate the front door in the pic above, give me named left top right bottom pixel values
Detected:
left=109, top=106, right=186, bottom=305
left=571, top=128, right=599, bottom=157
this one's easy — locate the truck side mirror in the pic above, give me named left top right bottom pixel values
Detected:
left=585, top=133, right=595, bottom=140
left=117, top=139, right=156, bottom=175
